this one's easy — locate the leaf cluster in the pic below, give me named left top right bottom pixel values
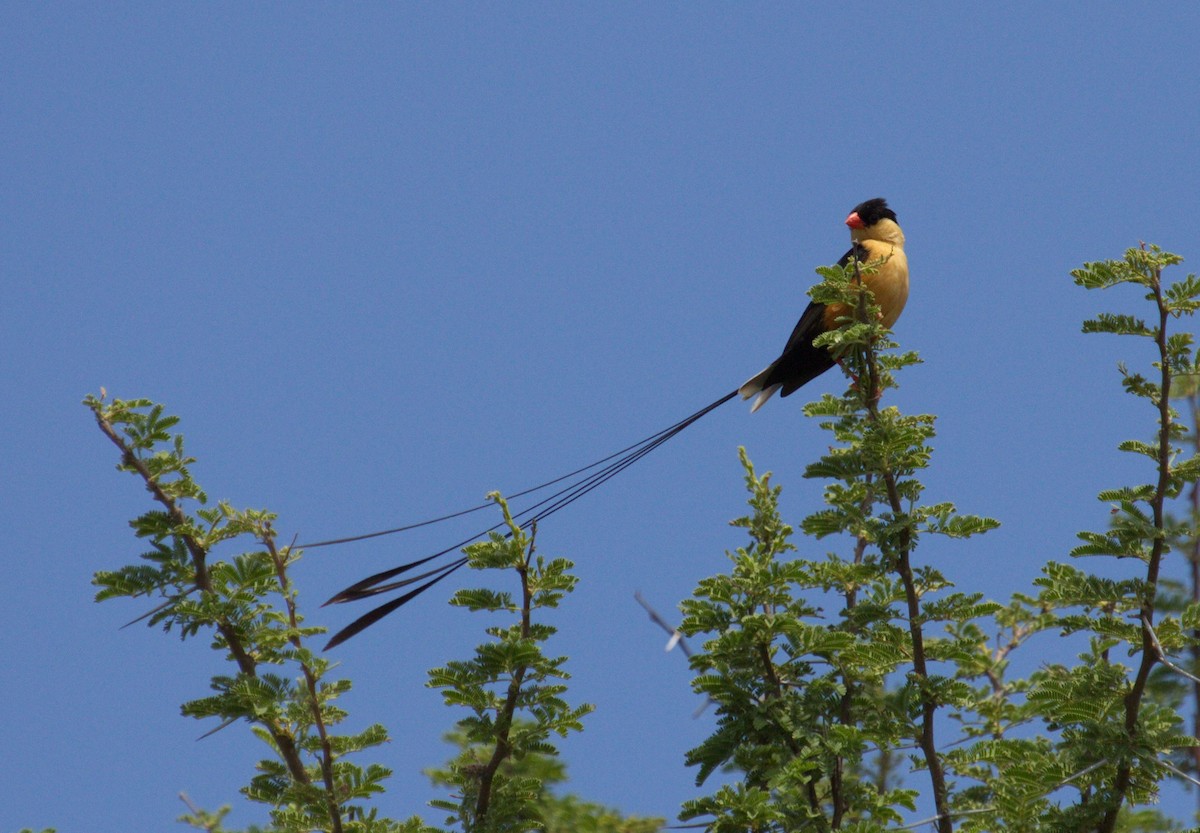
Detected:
left=424, top=500, right=595, bottom=832
left=84, top=394, right=402, bottom=833
left=78, top=243, right=1200, bottom=833
left=674, top=249, right=1200, bottom=832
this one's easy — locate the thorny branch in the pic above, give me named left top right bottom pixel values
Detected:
left=851, top=254, right=952, bottom=833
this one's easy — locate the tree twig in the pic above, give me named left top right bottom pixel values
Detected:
left=90, top=404, right=311, bottom=785
left=1102, top=254, right=1169, bottom=833
left=850, top=253, right=952, bottom=833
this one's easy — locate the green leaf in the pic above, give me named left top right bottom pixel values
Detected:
left=1081, top=313, right=1154, bottom=337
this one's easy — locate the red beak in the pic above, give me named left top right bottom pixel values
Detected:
left=845, top=211, right=864, bottom=229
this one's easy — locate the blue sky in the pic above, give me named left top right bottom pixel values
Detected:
left=4, top=4, right=1200, bottom=831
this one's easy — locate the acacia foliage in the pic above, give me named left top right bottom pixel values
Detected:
left=675, top=246, right=1200, bottom=832
left=80, top=245, right=1200, bottom=832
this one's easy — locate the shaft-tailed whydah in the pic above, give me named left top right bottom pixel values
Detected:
left=319, top=198, right=909, bottom=648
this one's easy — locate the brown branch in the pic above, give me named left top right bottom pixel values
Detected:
left=264, top=531, right=344, bottom=833
left=886, top=472, right=951, bottom=833
left=1189, top=393, right=1200, bottom=800
left=475, top=523, right=538, bottom=822
left=1101, top=258, right=1170, bottom=833
left=91, top=404, right=311, bottom=785
left=850, top=256, right=952, bottom=833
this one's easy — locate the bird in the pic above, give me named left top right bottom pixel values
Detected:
left=738, top=197, right=908, bottom=411
left=318, top=198, right=908, bottom=648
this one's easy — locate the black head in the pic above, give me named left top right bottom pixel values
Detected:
left=850, top=198, right=896, bottom=227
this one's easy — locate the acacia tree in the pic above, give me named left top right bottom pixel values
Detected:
left=77, top=244, right=1200, bottom=832
left=675, top=246, right=1200, bottom=831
